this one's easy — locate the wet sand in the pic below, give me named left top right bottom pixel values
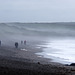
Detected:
left=0, top=44, right=75, bottom=75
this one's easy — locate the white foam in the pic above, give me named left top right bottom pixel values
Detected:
left=37, top=39, right=75, bottom=64
left=37, top=55, right=42, bottom=57
left=20, top=48, right=27, bottom=51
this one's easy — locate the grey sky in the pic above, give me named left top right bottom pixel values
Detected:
left=0, top=0, right=75, bottom=22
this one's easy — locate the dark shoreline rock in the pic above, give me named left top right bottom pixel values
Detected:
left=70, top=63, right=75, bottom=66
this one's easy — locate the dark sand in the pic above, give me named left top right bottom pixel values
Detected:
left=0, top=44, right=75, bottom=75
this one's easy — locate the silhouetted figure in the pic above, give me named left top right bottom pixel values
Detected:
left=24, top=40, right=26, bottom=45
left=0, top=41, right=1, bottom=46
left=15, top=42, right=18, bottom=48
left=21, top=41, right=23, bottom=44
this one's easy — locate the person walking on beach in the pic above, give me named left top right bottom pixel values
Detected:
left=21, top=40, right=23, bottom=44
left=15, top=42, right=18, bottom=48
left=0, top=40, right=1, bottom=46
left=24, top=40, right=26, bottom=45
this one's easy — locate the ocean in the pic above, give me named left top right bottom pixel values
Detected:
left=0, top=22, right=75, bottom=64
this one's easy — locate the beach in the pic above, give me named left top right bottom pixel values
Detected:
left=0, top=44, right=75, bottom=75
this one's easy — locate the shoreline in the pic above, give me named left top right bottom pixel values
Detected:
left=0, top=45, right=75, bottom=75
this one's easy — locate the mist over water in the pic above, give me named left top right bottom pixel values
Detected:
left=0, top=22, right=75, bottom=64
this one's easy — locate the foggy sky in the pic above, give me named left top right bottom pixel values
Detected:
left=0, top=0, right=75, bottom=23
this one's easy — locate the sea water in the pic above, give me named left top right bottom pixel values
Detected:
left=36, top=38, right=75, bottom=64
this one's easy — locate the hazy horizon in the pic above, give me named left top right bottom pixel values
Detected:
left=1, top=21, right=75, bottom=23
